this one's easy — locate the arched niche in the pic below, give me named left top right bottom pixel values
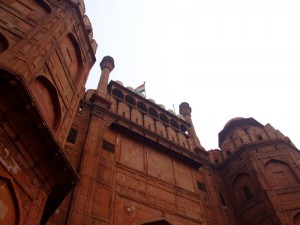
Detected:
left=60, top=33, right=83, bottom=84
left=233, top=173, right=257, bottom=205
left=125, top=95, right=136, bottom=106
left=137, top=101, right=147, bottom=112
left=0, top=32, right=9, bottom=54
left=294, top=212, right=300, bottom=225
left=149, top=107, right=158, bottom=118
left=112, top=88, right=124, bottom=100
left=35, top=0, right=52, bottom=13
left=32, top=76, right=61, bottom=131
left=170, top=119, right=179, bottom=129
left=0, top=177, right=20, bottom=225
left=264, top=159, right=298, bottom=188
left=159, top=113, right=169, bottom=124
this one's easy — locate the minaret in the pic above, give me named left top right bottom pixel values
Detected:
left=179, top=102, right=206, bottom=153
left=96, top=56, right=115, bottom=97
left=93, top=56, right=114, bottom=107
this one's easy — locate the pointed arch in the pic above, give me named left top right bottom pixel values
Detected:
left=112, top=88, right=124, bottom=100
left=0, top=176, right=20, bottom=225
left=125, top=95, right=136, bottom=106
left=35, top=0, right=52, bottom=13
left=233, top=173, right=257, bottom=205
left=159, top=113, right=169, bottom=124
left=294, top=212, right=300, bottom=225
left=60, top=33, right=83, bottom=84
left=149, top=107, right=158, bottom=118
left=32, top=75, right=61, bottom=131
left=264, top=159, right=298, bottom=188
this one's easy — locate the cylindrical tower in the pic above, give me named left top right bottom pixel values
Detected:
left=96, top=56, right=115, bottom=97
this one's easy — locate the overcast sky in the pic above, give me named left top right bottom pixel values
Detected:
left=84, top=0, right=300, bottom=150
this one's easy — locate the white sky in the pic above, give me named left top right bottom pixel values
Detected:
left=84, top=0, right=300, bottom=150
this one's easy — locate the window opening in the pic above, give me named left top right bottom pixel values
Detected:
left=67, top=128, right=78, bottom=143
left=197, top=181, right=207, bottom=192
left=149, top=107, right=158, bottom=118
left=102, top=140, right=115, bottom=153
left=242, top=186, right=253, bottom=201
left=219, top=192, right=227, bottom=205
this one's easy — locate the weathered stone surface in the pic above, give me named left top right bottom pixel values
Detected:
left=1, top=1, right=300, bottom=225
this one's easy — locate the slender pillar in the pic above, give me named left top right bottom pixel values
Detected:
left=92, top=56, right=114, bottom=108
left=96, top=56, right=115, bottom=98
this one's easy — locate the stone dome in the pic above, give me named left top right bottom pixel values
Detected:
left=138, top=93, right=146, bottom=98
left=148, top=98, right=156, bottom=103
left=219, top=117, right=264, bottom=147
left=115, top=80, right=123, bottom=86
left=168, top=109, right=176, bottom=115
left=223, top=117, right=245, bottom=128
left=158, top=104, right=166, bottom=110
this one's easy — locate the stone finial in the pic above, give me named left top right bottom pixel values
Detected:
left=100, top=56, right=115, bottom=72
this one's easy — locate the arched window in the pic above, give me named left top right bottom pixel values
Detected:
left=125, top=95, right=136, bottom=106
left=137, top=101, right=147, bottom=112
left=159, top=113, right=169, bottom=124
left=112, top=88, right=124, bottom=99
left=170, top=119, right=179, bottom=129
left=149, top=107, right=158, bottom=118
left=233, top=173, right=257, bottom=205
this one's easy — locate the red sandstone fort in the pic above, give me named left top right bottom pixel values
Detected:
left=0, top=1, right=300, bottom=225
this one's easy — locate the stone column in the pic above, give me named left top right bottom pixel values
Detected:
left=96, top=56, right=115, bottom=98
